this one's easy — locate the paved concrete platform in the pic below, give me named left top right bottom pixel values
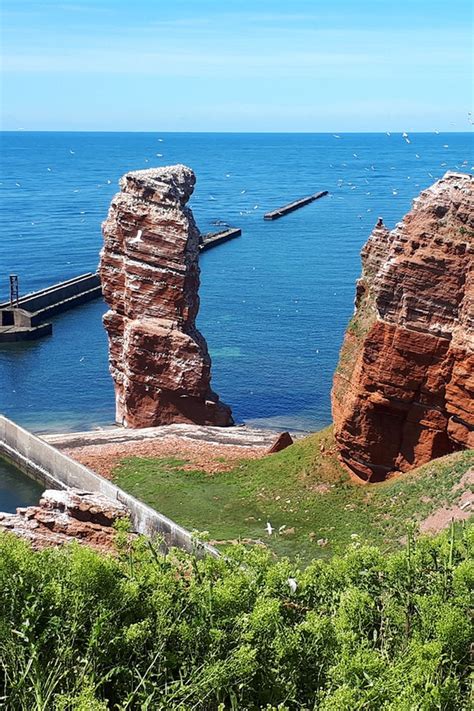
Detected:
left=42, top=423, right=295, bottom=451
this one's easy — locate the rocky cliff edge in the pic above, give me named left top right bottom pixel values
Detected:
left=332, top=172, right=473, bottom=481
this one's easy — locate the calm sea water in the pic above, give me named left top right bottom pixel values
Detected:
left=0, top=132, right=472, bottom=436
left=0, top=457, right=43, bottom=513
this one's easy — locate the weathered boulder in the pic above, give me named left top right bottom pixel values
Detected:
left=100, top=165, right=233, bottom=428
left=0, top=489, right=130, bottom=551
left=332, top=172, right=473, bottom=481
left=267, top=432, right=294, bottom=454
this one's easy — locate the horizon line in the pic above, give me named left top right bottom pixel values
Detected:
left=1, top=129, right=472, bottom=135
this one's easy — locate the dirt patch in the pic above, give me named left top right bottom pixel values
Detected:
left=308, top=483, right=332, bottom=494
left=63, top=437, right=268, bottom=478
left=419, top=468, right=473, bottom=534
left=209, top=538, right=266, bottom=547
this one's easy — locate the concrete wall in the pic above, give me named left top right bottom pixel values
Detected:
left=0, top=274, right=86, bottom=310
left=0, top=323, right=52, bottom=343
left=20, top=274, right=101, bottom=314
left=0, top=415, right=218, bottom=557
left=30, top=288, right=102, bottom=325
left=12, top=309, right=32, bottom=327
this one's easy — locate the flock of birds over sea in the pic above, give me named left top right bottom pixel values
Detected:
left=1, top=123, right=472, bottom=434
left=2, top=121, right=473, bottom=270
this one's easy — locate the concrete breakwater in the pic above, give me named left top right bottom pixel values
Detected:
left=0, top=415, right=218, bottom=556
left=0, top=272, right=102, bottom=342
left=200, top=227, right=242, bottom=251
left=263, top=191, right=329, bottom=220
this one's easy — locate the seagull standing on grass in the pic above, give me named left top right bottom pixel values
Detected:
left=266, top=522, right=274, bottom=535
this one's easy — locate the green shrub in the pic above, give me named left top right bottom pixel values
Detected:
left=0, top=525, right=471, bottom=710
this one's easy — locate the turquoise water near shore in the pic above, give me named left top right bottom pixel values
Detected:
left=0, top=132, right=472, bottom=435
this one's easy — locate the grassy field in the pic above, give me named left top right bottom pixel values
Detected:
left=113, top=428, right=473, bottom=561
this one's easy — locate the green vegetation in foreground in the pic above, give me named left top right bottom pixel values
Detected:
left=113, top=428, right=474, bottom=560
left=1, top=525, right=472, bottom=710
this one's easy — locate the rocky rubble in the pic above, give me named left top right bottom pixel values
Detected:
left=332, top=172, right=473, bottom=481
left=100, top=165, right=233, bottom=428
left=0, top=489, right=130, bottom=551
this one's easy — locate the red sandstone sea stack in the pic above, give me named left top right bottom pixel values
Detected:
left=100, top=165, right=233, bottom=428
left=332, top=172, right=473, bottom=481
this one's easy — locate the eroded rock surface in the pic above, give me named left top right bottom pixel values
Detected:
left=332, top=172, right=473, bottom=481
left=267, top=432, right=294, bottom=454
left=0, top=489, right=130, bottom=551
left=100, top=165, right=233, bottom=427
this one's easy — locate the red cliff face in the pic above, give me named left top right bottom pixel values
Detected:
left=332, top=172, right=473, bottom=481
left=100, top=165, right=233, bottom=428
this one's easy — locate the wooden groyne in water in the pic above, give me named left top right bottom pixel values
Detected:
left=263, top=191, right=328, bottom=220
left=0, top=272, right=102, bottom=343
left=200, top=227, right=241, bottom=252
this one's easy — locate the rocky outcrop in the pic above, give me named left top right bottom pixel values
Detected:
left=100, top=165, right=233, bottom=428
left=267, top=432, right=294, bottom=454
left=0, top=489, right=130, bottom=551
left=332, top=172, right=473, bottom=481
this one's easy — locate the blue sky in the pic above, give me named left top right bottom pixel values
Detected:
left=1, top=0, right=472, bottom=131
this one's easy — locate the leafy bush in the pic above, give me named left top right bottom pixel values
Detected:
left=0, top=525, right=472, bottom=709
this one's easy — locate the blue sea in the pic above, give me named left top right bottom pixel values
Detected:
left=0, top=132, right=472, bottom=436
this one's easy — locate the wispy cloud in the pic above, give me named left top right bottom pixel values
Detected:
left=1, top=0, right=472, bottom=131
left=3, top=35, right=469, bottom=79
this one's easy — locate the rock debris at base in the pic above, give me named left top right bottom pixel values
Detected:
left=0, top=489, right=131, bottom=551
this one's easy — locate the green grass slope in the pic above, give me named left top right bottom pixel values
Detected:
left=113, top=428, right=473, bottom=561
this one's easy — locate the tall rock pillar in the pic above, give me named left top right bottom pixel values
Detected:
left=100, top=165, right=233, bottom=428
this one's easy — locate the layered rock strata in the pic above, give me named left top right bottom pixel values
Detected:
left=0, top=489, right=130, bottom=551
left=100, top=165, right=233, bottom=428
left=332, top=172, right=473, bottom=481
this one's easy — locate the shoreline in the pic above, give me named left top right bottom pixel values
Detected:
left=42, top=423, right=298, bottom=477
